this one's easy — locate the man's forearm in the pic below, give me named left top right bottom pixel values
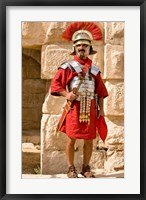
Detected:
left=98, top=97, right=105, bottom=117
left=98, top=97, right=103, bottom=110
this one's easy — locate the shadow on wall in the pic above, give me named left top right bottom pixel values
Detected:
left=22, top=48, right=47, bottom=174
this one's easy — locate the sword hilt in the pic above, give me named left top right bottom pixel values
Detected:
left=72, top=87, right=77, bottom=94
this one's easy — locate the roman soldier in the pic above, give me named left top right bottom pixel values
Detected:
left=51, top=22, right=108, bottom=178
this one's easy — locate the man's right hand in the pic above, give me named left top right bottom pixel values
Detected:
left=58, top=90, right=78, bottom=101
left=66, top=92, right=78, bottom=101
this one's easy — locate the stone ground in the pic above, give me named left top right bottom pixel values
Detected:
left=22, top=169, right=124, bottom=179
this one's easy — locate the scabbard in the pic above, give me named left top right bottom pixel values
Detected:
left=56, top=78, right=83, bottom=132
left=56, top=100, right=72, bottom=132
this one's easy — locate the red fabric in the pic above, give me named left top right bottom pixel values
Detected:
left=51, top=56, right=108, bottom=140
left=62, top=22, right=102, bottom=41
left=74, top=55, right=92, bottom=68
left=96, top=116, right=108, bottom=142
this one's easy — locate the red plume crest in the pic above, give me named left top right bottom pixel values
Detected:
left=62, top=22, right=102, bottom=41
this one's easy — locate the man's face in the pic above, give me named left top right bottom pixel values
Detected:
left=75, top=44, right=90, bottom=59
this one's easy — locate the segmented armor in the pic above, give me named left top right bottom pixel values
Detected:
left=60, top=60, right=99, bottom=123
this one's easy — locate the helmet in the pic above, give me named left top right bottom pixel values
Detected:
left=72, top=30, right=93, bottom=46
left=62, top=22, right=102, bottom=55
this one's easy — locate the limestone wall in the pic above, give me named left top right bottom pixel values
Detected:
left=22, top=22, right=124, bottom=175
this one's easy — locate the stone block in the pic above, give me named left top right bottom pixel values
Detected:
left=22, top=22, right=71, bottom=49
left=104, top=44, right=124, bottom=79
left=45, top=81, right=51, bottom=94
left=41, top=150, right=68, bottom=174
left=22, top=108, right=42, bottom=122
left=22, top=129, right=40, bottom=145
left=41, top=114, right=66, bottom=151
left=104, top=80, right=124, bottom=116
left=22, top=151, right=40, bottom=174
left=22, top=22, right=50, bottom=49
left=22, top=48, right=41, bottom=64
left=105, top=116, right=124, bottom=141
left=105, top=22, right=124, bottom=45
left=90, top=151, right=105, bottom=169
left=22, top=121, right=40, bottom=130
left=104, top=150, right=124, bottom=172
left=45, top=22, right=70, bottom=43
left=41, top=44, right=72, bottom=79
left=22, top=79, right=46, bottom=94
left=22, top=142, right=35, bottom=149
left=22, top=54, right=41, bottom=79
left=42, top=91, right=66, bottom=114
left=89, top=45, right=104, bottom=74
left=22, top=93, right=45, bottom=108
left=22, top=107, right=42, bottom=130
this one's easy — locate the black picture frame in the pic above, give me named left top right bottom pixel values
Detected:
left=0, top=0, right=146, bottom=199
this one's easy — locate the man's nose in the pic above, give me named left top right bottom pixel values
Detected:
left=78, top=44, right=85, bottom=49
left=79, top=44, right=84, bottom=48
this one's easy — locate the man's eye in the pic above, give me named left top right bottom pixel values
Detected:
left=82, top=45, right=87, bottom=47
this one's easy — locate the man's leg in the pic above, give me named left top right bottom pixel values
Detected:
left=83, top=139, right=93, bottom=165
left=81, top=139, right=95, bottom=178
left=66, top=136, right=76, bottom=166
left=66, top=136, right=78, bottom=178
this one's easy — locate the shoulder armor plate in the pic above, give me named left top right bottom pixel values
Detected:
left=60, top=61, right=100, bottom=75
left=60, top=62, right=70, bottom=69
left=67, top=60, right=82, bottom=73
left=90, top=64, right=100, bottom=76
left=60, top=60, right=82, bottom=73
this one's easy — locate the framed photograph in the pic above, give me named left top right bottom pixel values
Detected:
left=0, top=0, right=145, bottom=200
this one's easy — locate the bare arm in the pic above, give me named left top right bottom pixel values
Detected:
left=98, top=97, right=105, bottom=118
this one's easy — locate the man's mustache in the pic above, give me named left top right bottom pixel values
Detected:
left=78, top=49, right=85, bottom=52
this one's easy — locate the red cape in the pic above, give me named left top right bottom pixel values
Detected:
left=96, top=116, right=108, bottom=142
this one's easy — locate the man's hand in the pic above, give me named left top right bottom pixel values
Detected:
left=97, top=109, right=105, bottom=119
left=58, top=90, right=77, bottom=101
left=66, top=91, right=78, bottom=101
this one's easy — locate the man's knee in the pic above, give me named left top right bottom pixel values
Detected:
left=67, top=137, right=76, bottom=146
left=84, top=139, right=93, bottom=145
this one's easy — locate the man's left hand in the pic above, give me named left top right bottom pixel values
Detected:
left=97, top=109, right=105, bottom=118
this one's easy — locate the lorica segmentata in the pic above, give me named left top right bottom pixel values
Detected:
left=69, top=72, right=95, bottom=101
left=61, top=60, right=99, bottom=123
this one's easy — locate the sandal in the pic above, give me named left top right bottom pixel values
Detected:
left=81, top=164, right=95, bottom=178
left=67, top=165, right=78, bottom=178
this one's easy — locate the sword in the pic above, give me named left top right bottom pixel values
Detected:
left=56, top=78, right=83, bottom=132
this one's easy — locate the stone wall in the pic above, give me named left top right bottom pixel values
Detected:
left=22, top=49, right=46, bottom=131
left=22, top=22, right=124, bottom=175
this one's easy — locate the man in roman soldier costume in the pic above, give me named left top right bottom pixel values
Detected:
left=51, top=22, right=108, bottom=178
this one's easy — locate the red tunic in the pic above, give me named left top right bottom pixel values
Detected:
left=51, top=56, right=108, bottom=140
